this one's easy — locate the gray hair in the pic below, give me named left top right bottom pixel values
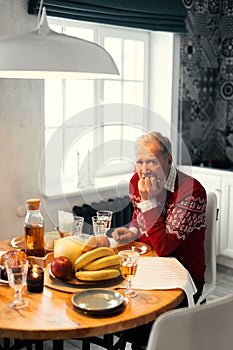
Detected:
left=136, top=131, right=172, bottom=156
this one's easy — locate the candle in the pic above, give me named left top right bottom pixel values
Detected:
left=27, top=265, right=44, bottom=293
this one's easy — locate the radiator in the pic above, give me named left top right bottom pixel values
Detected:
left=73, top=196, right=134, bottom=236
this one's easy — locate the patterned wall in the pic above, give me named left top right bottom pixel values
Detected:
left=180, top=0, right=233, bottom=169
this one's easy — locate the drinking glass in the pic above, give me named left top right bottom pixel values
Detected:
left=73, top=216, right=84, bottom=237
left=118, top=250, right=140, bottom=297
left=5, top=256, right=29, bottom=309
left=97, top=210, right=113, bottom=233
left=92, top=216, right=108, bottom=236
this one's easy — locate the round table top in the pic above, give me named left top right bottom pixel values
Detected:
left=0, top=239, right=184, bottom=340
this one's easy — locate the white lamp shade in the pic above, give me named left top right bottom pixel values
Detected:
left=0, top=8, right=119, bottom=79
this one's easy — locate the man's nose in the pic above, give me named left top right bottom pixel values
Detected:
left=141, top=162, right=148, bottom=172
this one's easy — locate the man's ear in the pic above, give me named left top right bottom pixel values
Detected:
left=168, top=154, right=172, bottom=167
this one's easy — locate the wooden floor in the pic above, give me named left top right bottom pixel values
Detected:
left=207, top=264, right=233, bottom=301
left=1, top=263, right=233, bottom=350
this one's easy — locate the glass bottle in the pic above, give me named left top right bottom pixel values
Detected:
left=24, top=199, right=45, bottom=257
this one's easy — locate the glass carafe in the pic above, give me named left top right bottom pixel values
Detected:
left=24, top=199, right=44, bottom=257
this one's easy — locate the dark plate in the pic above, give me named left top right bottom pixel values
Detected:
left=72, top=290, right=128, bottom=317
left=48, top=264, right=124, bottom=288
left=72, top=289, right=124, bottom=312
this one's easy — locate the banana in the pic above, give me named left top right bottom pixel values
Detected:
left=83, top=254, right=120, bottom=271
left=75, top=268, right=120, bottom=281
left=105, top=265, right=121, bottom=270
left=74, top=247, right=115, bottom=272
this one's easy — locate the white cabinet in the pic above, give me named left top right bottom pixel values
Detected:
left=220, top=176, right=233, bottom=259
left=178, top=166, right=222, bottom=255
left=178, top=166, right=233, bottom=266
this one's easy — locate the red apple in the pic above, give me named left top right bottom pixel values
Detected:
left=95, top=235, right=110, bottom=248
left=50, top=256, right=72, bottom=280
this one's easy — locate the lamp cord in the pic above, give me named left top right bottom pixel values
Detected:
left=38, top=0, right=44, bottom=27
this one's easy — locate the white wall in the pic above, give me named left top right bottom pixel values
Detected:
left=0, top=0, right=44, bottom=240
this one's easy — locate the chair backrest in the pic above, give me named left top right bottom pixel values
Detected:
left=197, top=191, right=217, bottom=304
left=147, top=294, right=233, bottom=350
left=205, top=192, right=217, bottom=283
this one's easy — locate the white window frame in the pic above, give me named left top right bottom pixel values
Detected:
left=42, top=17, right=180, bottom=199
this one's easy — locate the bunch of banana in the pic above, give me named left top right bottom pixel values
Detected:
left=74, top=247, right=121, bottom=281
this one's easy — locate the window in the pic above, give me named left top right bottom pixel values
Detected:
left=43, top=17, right=178, bottom=197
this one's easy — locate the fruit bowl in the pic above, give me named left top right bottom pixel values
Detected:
left=47, top=263, right=123, bottom=289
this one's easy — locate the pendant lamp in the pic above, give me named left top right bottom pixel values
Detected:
left=0, top=7, right=119, bottom=79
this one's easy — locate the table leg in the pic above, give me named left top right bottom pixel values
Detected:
left=3, top=338, right=11, bottom=350
left=52, top=340, right=64, bottom=350
left=35, top=341, right=44, bottom=350
left=10, top=340, right=40, bottom=349
left=82, top=339, right=90, bottom=350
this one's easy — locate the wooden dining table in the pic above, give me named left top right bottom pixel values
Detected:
left=0, top=238, right=184, bottom=348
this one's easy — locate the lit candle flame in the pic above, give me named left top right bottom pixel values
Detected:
left=32, top=271, right=39, bottom=278
left=32, top=265, right=39, bottom=278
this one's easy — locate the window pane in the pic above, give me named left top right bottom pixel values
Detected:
left=104, top=125, right=121, bottom=143
left=45, top=128, right=63, bottom=184
left=63, top=127, right=94, bottom=186
left=45, top=80, right=63, bottom=127
left=104, top=81, right=121, bottom=104
left=104, top=37, right=122, bottom=77
left=64, top=27, right=94, bottom=41
left=123, top=125, right=144, bottom=142
left=123, top=82, right=143, bottom=105
left=95, top=125, right=122, bottom=176
left=65, top=80, right=94, bottom=120
left=122, top=104, right=145, bottom=126
left=124, top=40, right=144, bottom=80
left=122, top=125, right=143, bottom=164
left=49, top=24, right=62, bottom=33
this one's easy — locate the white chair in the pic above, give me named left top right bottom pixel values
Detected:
left=196, top=191, right=218, bottom=304
left=147, top=294, right=233, bottom=350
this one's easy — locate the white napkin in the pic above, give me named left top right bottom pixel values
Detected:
left=131, top=257, right=197, bottom=307
left=58, top=210, right=74, bottom=232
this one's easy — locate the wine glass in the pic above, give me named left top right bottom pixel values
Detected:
left=118, top=250, right=140, bottom=297
left=5, top=256, right=29, bottom=309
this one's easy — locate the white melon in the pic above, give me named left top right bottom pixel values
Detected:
left=54, top=236, right=84, bottom=267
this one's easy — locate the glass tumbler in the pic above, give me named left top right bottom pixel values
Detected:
left=97, top=210, right=113, bottom=232
left=92, top=216, right=108, bottom=236
left=73, top=216, right=84, bottom=237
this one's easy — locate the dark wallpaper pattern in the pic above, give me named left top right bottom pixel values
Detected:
left=180, top=0, right=233, bottom=168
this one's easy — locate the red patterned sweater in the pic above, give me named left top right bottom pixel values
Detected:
left=129, top=169, right=207, bottom=281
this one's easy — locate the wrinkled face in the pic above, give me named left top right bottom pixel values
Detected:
left=135, top=140, right=172, bottom=184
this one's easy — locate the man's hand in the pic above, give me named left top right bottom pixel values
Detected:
left=112, top=227, right=138, bottom=244
left=138, top=175, right=163, bottom=201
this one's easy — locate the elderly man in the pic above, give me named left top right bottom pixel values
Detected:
left=112, top=131, right=207, bottom=349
